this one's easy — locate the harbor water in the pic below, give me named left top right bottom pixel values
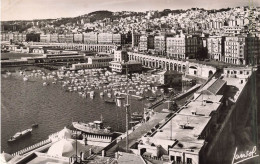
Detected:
left=1, top=53, right=187, bottom=154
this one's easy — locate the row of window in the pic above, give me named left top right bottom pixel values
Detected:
left=170, top=156, right=192, bottom=164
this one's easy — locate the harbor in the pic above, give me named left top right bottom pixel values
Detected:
left=1, top=53, right=194, bottom=155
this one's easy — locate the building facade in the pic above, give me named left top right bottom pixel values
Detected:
left=154, top=35, right=166, bottom=55
left=207, top=36, right=224, bottom=61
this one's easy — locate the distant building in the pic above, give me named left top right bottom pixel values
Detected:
left=132, top=33, right=141, bottom=47
left=224, top=35, right=246, bottom=65
left=58, top=34, right=66, bottom=43
left=223, top=67, right=253, bottom=84
left=207, top=36, right=225, bottom=61
left=223, top=26, right=243, bottom=36
left=98, top=33, right=113, bottom=44
left=109, top=61, right=142, bottom=73
left=157, top=70, right=182, bottom=86
left=65, top=34, right=74, bottom=43
left=73, top=34, right=83, bottom=43
left=71, top=56, right=113, bottom=70
left=112, top=33, right=122, bottom=44
left=139, top=35, right=154, bottom=51
left=50, top=34, right=59, bottom=43
left=40, top=34, right=51, bottom=43
left=114, top=50, right=128, bottom=62
left=166, top=34, right=202, bottom=59
left=83, top=32, right=98, bottom=44
left=245, top=34, right=260, bottom=65
left=154, top=35, right=166, bottom=55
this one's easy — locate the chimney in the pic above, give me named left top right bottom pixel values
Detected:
left=132, top=29, right=134, bottom=48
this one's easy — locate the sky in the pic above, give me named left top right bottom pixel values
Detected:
left=1, top=0, right=259, bottom=21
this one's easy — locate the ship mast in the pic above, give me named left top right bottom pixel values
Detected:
left=125, top=63, right=129, bottom=152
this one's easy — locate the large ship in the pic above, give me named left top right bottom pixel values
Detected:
left=72, top=121, right=113, bottom=136
left=8, top=128, right=33, bottom=142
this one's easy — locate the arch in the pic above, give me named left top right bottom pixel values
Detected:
left=209, top=70, right=213, bottom=77
left=189, top=66, right=197, bottom=69
left=174, top=63, right=177, bottom=71
left=182, top=65, right=186, bottom=73
left=166, top=62, right=169, bottom=70
left=170, top=63, right=174, bottom=71
left=178, top=64, right=181, bottom=72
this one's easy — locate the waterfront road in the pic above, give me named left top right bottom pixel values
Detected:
left=105, top=112, right=168, bottom=155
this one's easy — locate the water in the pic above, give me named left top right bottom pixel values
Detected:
left=1, top=71, right=148, bottom=154
left=1, top=53, right=187, bottom=154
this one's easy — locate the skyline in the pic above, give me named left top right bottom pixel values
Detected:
left=1, top=0, right=260, bottom=21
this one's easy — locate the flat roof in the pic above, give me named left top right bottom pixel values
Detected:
left=153, top=114, right=210, bottom=144
left=118, top=153, right=146, bottom=164
left=222, top=77, right=246, bottom=102
left=179, top=99, right=221, bottom=117
left=224, top=67, right=253, bottom=71
left=195, top=93, right=223, bottom=103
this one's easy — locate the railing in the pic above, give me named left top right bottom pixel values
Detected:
left=11, top=139, right=51, bottom=156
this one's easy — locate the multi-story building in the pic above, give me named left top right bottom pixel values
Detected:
left=50, top=34, right=59, bottom=43
left=65, top=34, right=74, bottom=43
left=166, top=34, right=202, bottom=59
left=109, top=61, right=142, bottom=73
left=98, top=33, right=113, bottom=44
left=58, top=34, right=66, bottom=43
left=73, top=34, right=83, bottom=43
left=207, top=36, right=225, bottom=61
left=224, top=36, right=246, bottom=65
left=154, top=35, right=166, bottom=55
left=83, top=32, right=98, bottom=44
left=157, top=70, right=183, bottom=86
left=112, top=33, right=121, bottom=44
left=132, top=33, right=141, bottom=47
left=13, top=33, right=26, bottom=42
left=40, top=34, right=51, bottom=43
left=114, top=50, right=128, bottom=62
left=139, top=35, right=154, bottom=51
left=222, top=26, right=243, bottom=36
left=245, top=34, right=260, bottom=65
left=71, top=56, right=113, bottom=70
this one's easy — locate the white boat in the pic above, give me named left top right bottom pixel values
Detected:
left=43, top=82, right=48, bottom=86
left=8, top=128, right=32, bottom=142
left=107, top=93, right=112, bottom=98
left=72, top=121, right=112, bottom=136
left=23, top=76, right=28, bottom=81
left=90, top=91, right=95, bottom=99
left=6, top=72, right=11, bottom=76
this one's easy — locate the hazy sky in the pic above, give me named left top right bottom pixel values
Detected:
left=1, top=0, right=259, bottom=21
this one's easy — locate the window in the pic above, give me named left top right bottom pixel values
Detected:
left=170, top=156, right=175, bottom=161
left=187, top=158, right=192, bottom=164
left=176, top=156, right=182, bottom=163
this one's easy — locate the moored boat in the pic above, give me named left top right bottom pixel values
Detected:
left=32, top=124, right=38, bottom=128
left=8, top=128, right=32, bottom=142
left=72, top=121, right=113, bottom=136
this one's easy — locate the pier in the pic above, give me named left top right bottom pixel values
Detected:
left=11, top=139, right=51, bottom=156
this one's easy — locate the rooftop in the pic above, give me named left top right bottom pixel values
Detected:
left=153, top=114, right=210, bottom=144
left=179, top=98, right=221, bottom=117
left=117, top=152, right=146, bottom=164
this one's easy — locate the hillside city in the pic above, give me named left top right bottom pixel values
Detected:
left=1, top=5, right=260, bottom=164
left=1, top=6, right=260, bottom=66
